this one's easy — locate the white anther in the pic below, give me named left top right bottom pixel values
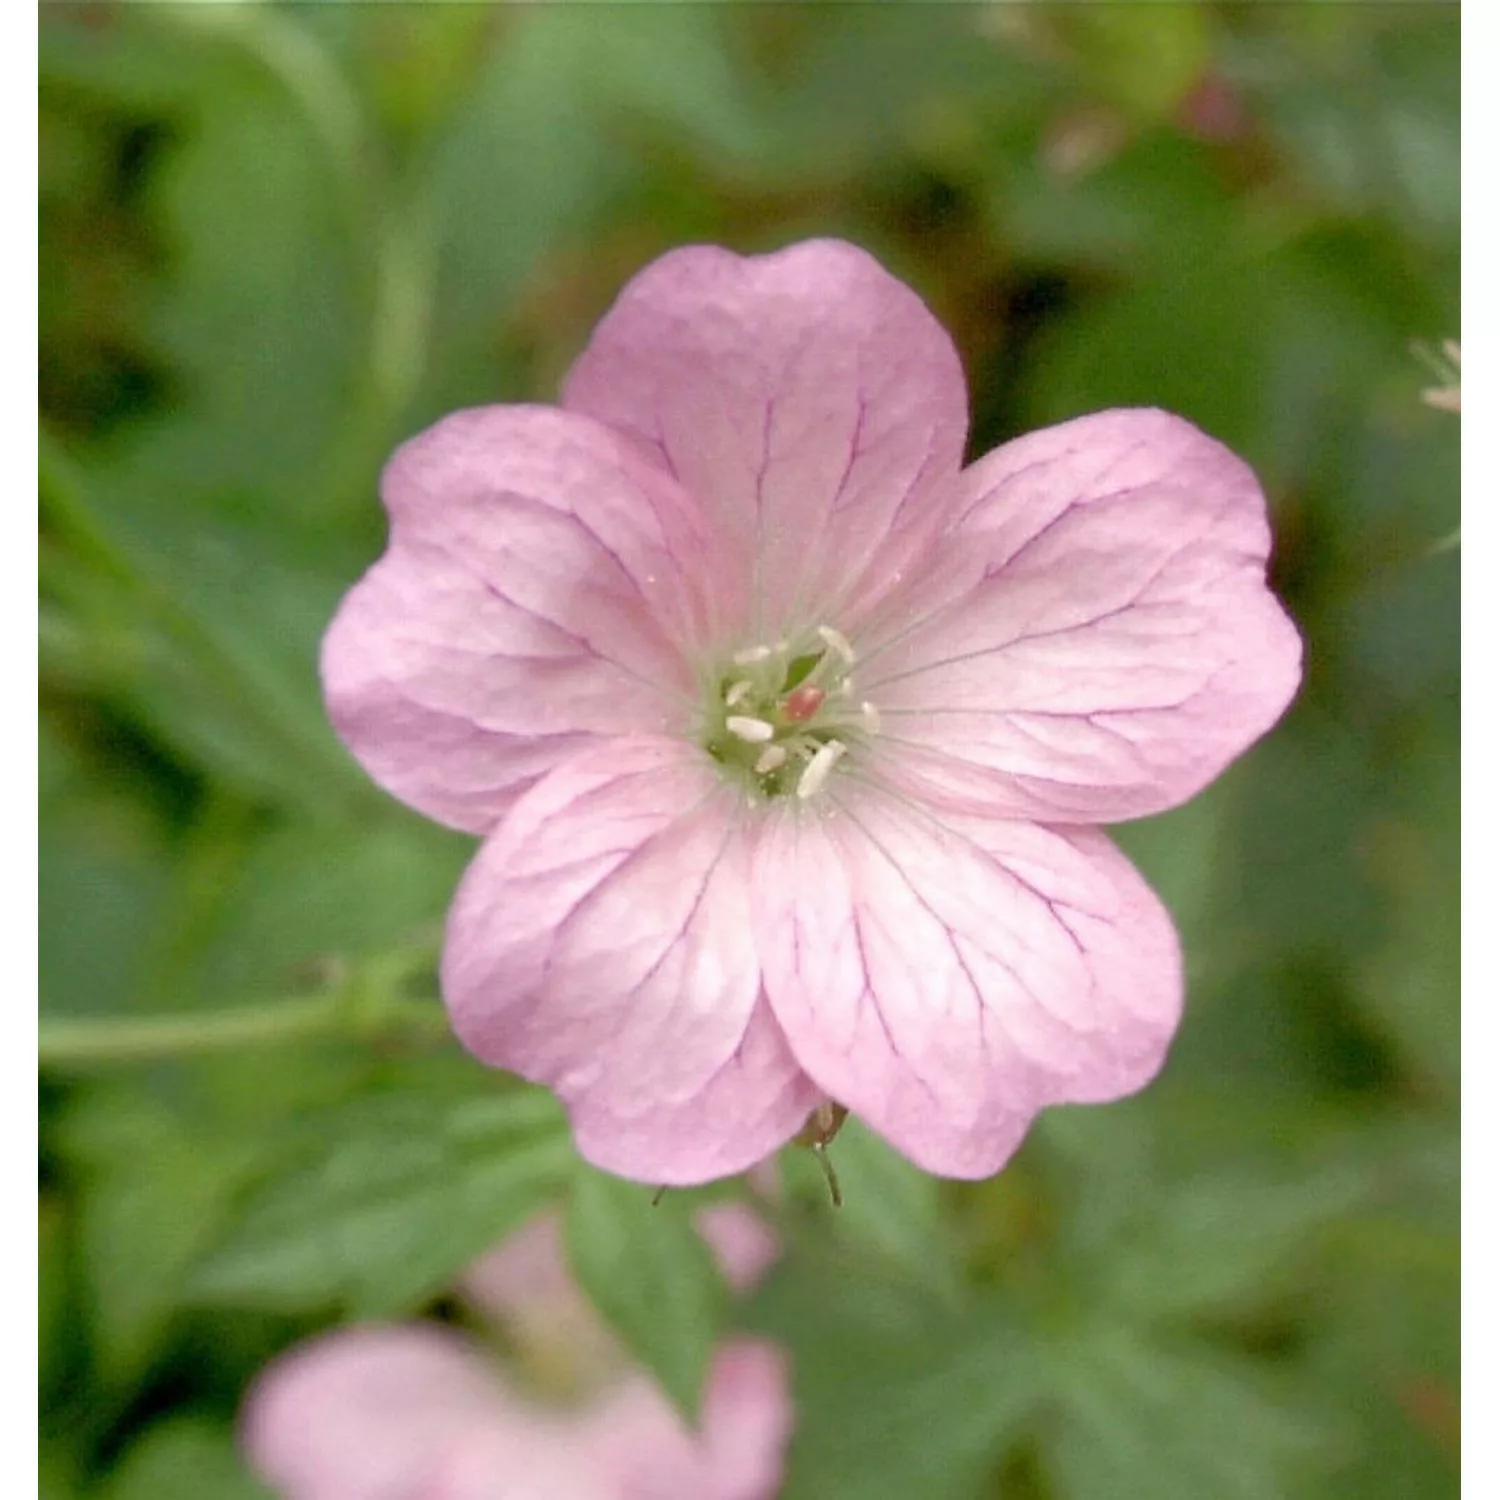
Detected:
left=816, top=625, right=855, bottom=664
left=733, top=644, right=773, bottom=665
left=724, top=679, right=752, bottom=708
left=754, top=745, right=788, bottom=775
left=860, top=700, right=882, bottom=733
left=726, top=715, right=775, bottom=744
left=796, top=739, right=847, bottom=799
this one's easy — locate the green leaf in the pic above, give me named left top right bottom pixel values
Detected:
left=749, top=1239, right=1040, bottom=1500
left=989, top=129, right=1233, bottom=278
left=1023, top=249, right=1273, bottom=460
left=1099, top=1163, right=1374, bottom=1325
left=102, top=9, right=367, bottom=523
left=58, top=1088, right=262, bottom=1384
left=42, top=443, right=373, bottom=815
left=1352, top=722, right=1458, bottom=1096
left=38, top=1197, right=76, bottom=1405
left=38, top=724, right=174, bottom=1019
left=1049, top=4, right=1212, bottom=120
left=191, top=1073, right=574, bottom=1316
left=185, top=814, right=468, bottom=1002
left=1302, top=1138, right=1458, bottom=1497
left=1225, top=7, right=1459, bottom=243
left=413, top=9, right=631, bottom=417
left=1043, top=1327, right=1330, bottom=1500
left=1110, top=782, right=1238, bottom=982
left=779, top=1118, right=953, bottom=1287
left=95, top=1418, right=270, bottom=1500
left=565, top=1166, right=729, bottom=1422
left=761, top=5, right=1052, bottom=184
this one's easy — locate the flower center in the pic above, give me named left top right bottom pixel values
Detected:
left=700, top=625, right=880, bottom=800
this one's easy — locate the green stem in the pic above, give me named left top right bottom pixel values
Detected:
left=38, top=991, right=452, bottom=1070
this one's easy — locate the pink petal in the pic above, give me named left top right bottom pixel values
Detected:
left=692, top=1202, right=781, bottom=1293
left=322, top=406, right=724, bottom=834
left=240, top=1323, right=593, bottom=1500
left=442, top=737, right=821, bottom=1184
left=460, top=1214, right=576, bottom=1328
left=580, top=1341, right=793, bottom=1500
left=461, top=1204, right=774, bottom=1358
left=459, top=1215, right=622, bottom=1382
left=857, top=409, right=1303, bottom=822
left=561, top=241, right=969, bottom=638
left=752, top=783, right=1182, bottom=1178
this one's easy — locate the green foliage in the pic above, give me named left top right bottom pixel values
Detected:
left=750, top=1240, right=1041, bottom=1500
left=60, top=1086, right=264, bottom=1384
left=565, top=1168, right=731, bottom=1423
left=190, top=1069, right=574, bottom=1318
left=94, top=1419, right=270, bottom=1500
left=39, top=3, right=1457, bottom=1497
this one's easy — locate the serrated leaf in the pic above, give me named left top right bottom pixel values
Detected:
left=190, top=1078, right=573, bottom=1316
left=748, top=1239, right=1040, bottom=1500
left=57, top=1089, right=261, bottom=1384
left=565, top=1166, right=728, bottom=1423
left=1100, top=1163, right=1374, bottom=1324
left=1043, top=1327, right=1331, bottom=1500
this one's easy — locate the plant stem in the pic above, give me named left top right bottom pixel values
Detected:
left=38, top=991, right=452, bottom=1070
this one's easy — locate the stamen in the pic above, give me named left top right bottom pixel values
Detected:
left=754, top=745, right=788, bottom=775
left=726, top=715, right=775, bottom=744
left=816, top=625, right=855, bottom=664
left=860, top=700, right=882, bottom=733
left=733, top=645, right=773, bottom=665
left=796, top=739, right=847, bottom=799
left=724, top=679, right=752, bottom=708
left=783, top=684, right=826, bottom=723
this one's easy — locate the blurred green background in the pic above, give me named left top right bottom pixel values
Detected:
left=39, top=3, right=1458, bottom=1498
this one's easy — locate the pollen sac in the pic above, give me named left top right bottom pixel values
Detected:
left=702, top=624, right=878, bottom=801
left=782, top=684, right=826, bottom=722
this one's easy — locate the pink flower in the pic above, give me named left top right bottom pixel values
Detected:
left=241, top=1207, right=790, bottom=1500
left=323, top=239, right=1301, bottom=1185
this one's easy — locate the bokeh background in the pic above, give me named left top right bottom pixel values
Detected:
left=39, top=4, right=1459, bottom=1497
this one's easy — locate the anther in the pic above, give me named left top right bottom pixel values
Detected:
left=724, top=680, right=752, bottom=708
left=796, top=740, right=847, bottom=799
left=726, top=715, right=775, bottom=744
left=754, top=745, right=788, bottom=775
left=783, top=684, right=826, bottom=723
left=816, top=625, right=855, bottom=664
left=733, top=645, right=773, bottom=665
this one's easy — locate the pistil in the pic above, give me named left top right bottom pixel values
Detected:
left=701, top=624, right=878, bottom=801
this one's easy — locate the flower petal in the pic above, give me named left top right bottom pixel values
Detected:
left=581, top=1342, right=793, bottom=1500
left=562, top=240, right=969, bottom=637
left=322, top=406, right=723, bottom=834
left=752, top=784, right=1182, bottom=1178
left=240, top=1323, right=587, bottom=1500
left=693, top=1202, right=781, bottom=1293
left=442, top=737, right=821, bottom=1184
left=857, top=409, right=1303, bottom=822
left=459, top=1215, right=623, bottom=1383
